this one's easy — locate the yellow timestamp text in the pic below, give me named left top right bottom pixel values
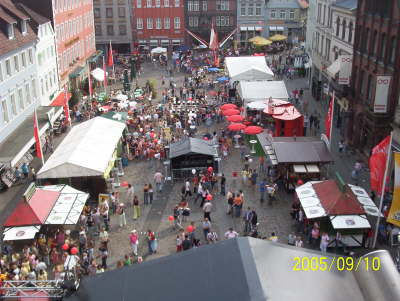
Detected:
left=292, top=256, right=381, bottom=271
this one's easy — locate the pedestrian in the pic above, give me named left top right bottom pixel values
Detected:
left=338, top=140, right=344, bottom=155
left=243, top=207, right=253, bottom=234
left=295, top=236, right=303, bottom=247
left=154, top=171, right=164, bottom=192
left=148, top=184, right=154, bottom=204
left=147, top=230, right=157, bottom=254
left=268, top=232, right=279, bottom=242
left=133, top=195, right=141, bottom=220
left=203, top=200, right=213, bottom=221
left=288, top=233, right=296, bottom=246
left=202, top=218, right=211, bottom=241
left=259, top=178, right=267, bottom=203
left=320, top=232, right=330, bottom=253
left=125, top=184, right=134, bottom=204
left=250, top=170, right=258, bottom=186
left=99, top=227, right=109, bottom=248
left=310, top=223, right=320, bottom=248
left=184, top=179, right=191, bottom=198
left=99, top=200, right=109, bottom=231
left=224, top=228, right=239, bottom=239
left=233, top=193, right=243, bottom=218
left=21, top=163, right=29, bottom=180
left=182, top=234, right=192, bottom=251
left=220, top=174, right=226, bottom=195
left=129, top=230, right=139, bottom=256
left=143, top=184, right=149, bottom=205
left=117, top=203, right=127, bottom=228
left=207, top=230, right=218, bottom=243
left=98, top=242, right=108, bottom=269
left=226, top=190, right=234, bottom=214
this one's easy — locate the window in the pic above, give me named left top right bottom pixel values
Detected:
left=146, top=0, right=152, bottom=7
left=325, top=39, right=330, bottom=60
left=10, top=94, right=16, bottom=116
left=367, top=75, right=373, bottom=101
left=107, top=25, right=114, bottom=35
left=13, top=56, right=19, bottom=73
left=271, top=9, right=276, bottom=18
left=317, top=3, right=321, bottom=23
left=256, top=3, right=261, bottom=16
left=202, top=1, right=207, bottom=11
left=5, top=59, right=11, bottom=76
left=390, top=37, right=397, bottom=64
left=94, top=8, right=100, bottom=17
left=371, top=31, right=378, bottom=56
left=95, top=25, right=102, bottom=35
left=118, top=7, right=125, bottom=17
left=18, top=89, right=24, bottom=111
left=289, top=10, right=294, bottom=19
left=380, top=34, right=386, bottom=62
left=1, top=99, right=9, bottom=123
left=137, top=0, right=142, bottom=8
left=164, top=17, right=170, bottom=29
left=21, top=20, right=27, bottom=34
left=188, top=1, right=193, bottom=11
left=106, top=8, right=113, bottom=17
left=341, top=20, right=346, bottom=40
left=156, top=0, right=160, bottom=7
left=137, top=18, right=143, bottom=29
left=164, top=0, right=169, bottom=7
left=335, top=17, right=340, bottom=36
left=174, top=17, right=180, bottom=29
left=21, top=52, right=26, bottom=68
left=193, top=1, right=199, bottom=11
left=247, top=3, right=254, bottom=15
left=216, top=1, right=229, bottom=11
left=322, top=5, right=326, bottom=25
left=280, top=10, right=286, bottom=19
left=241, top=3, right=246, bottom=16
left=8, top=24, right=14, bottom=39
left=348, top=22, right=353, bottom=44
left=119, top=25, right=127, bottom=35
left=189, top=16, right=199, bottom=27
left=156, top=18, right=162, bottom=29
left=175, top=0, right=179, bottom=7
left=147, top=18, right=153, bottom=29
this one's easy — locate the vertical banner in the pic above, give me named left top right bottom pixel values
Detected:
left=369, top=135, right=391, bottom=194
left=387, top=152, right=400, bottom=227
left=338, top=55, right=352, bottom=85
left=33, top=109, right=44, bottom=165
left=374, top=75, right=391, bottom=113
left=325, top=95, right=334, bottom=139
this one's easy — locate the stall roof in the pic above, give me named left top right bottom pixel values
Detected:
left=238, top=81, right=289, bottom=102
left=330, top=215, right=370, bottom=229
left=64, top=237, right=393, bottom=301
left=37, top=117, right=125, bottom=179
left=225, top=57, right=274, bottom=81
left=169, top=138, right=217, bottom=159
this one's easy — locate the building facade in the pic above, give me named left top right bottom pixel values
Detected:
left=18, top=4, right=59, bottom=106
left=184, top=0, right=237, bottom=48
left=132, top=0, right=185, bottom=51
left=94, top=0, right=133, bottom=54
left=347, top=0, right=400, bottom=152
left=265, top=0, right=308, bottom=43
left=236, top=0, right=267, bottom=47
left=0, top=0, right=39, bottom=144
left=19, top=0, right=96, bottom=88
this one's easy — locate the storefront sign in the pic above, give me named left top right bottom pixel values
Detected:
left=387, top=152, right=400, bottom=227
left=23, top=182, right=36, bottom=202
left=338, top=55, right=352, bottom=85
left=374, top=75, right=391, bottom=113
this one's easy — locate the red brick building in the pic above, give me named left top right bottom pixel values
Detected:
left=132, top=0, right=185, bottom=51
left=347, top=0, right=400, bottom=153
left=18, top=0, right=97, bottom=87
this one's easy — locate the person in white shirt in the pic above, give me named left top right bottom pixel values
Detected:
left=295, top=236, right=303, bottom=247
left=203, top=201, right=213, bottom=221
left=224, top=228, right=239, bottom=239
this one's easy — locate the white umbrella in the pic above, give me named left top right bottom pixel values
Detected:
left=247, top=101, right=268, bottom=110
left=91, top=67, right=108, bottom=82
left=151, top=47, right=167, bottom=54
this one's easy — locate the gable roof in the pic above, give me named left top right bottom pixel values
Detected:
left=17, top=3, right=49, bottom=26
left=169, top=137, right=217, bottom=159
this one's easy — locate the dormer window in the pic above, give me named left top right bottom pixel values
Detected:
left=21, top=20, right=27, bottom=35
left=8, top=23, right=15, bottom=39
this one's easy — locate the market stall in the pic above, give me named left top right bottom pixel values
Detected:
left=37, top=117, right=126, bottom=197
left=169, top=137, right=219, bottom=179
left=295, top=180, right=382, bottom=247
left=256, top=133, right=333, bottom=189
left=224, top=56, right=274, bottom=81
left=237, top=81, right=289, bottom=108
left=3, top=183, right=89, bottom=241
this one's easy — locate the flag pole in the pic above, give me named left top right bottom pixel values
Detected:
left=34, top=107, right=45, bottom=166
left=103, top=55, right=107, bottom=95
left=329, top=91, right=335, bottom=143
left=110, top=40, right=115, bottom=84
left=372, top=131, right=393, bottom=248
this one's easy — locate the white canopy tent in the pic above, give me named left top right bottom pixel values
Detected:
left=151, top=47, right=167, bottom=54
left=37, top=117, right=126, bottom=179
left=238, top=81, right=289, bottom=106
left=91, top=68, right=108, bottom=82
left=224, top=56, right=274, bottom=81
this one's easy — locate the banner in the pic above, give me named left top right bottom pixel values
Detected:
left=325, top=96, right=334, bottom=139
left=369, top=135, right=391, bottom=194
left=374, top=75, right=391, bottom=113
left=33, top=109, right=43, bottom=160
left=387, top=152, right=400, bottom=227
left=108, top=41, right=114, bottom=67
left=103, top=57, right=107, bottom=89
left=63, top=85, right=70, bottom=123
left=338, top=55, right=352, bottom=85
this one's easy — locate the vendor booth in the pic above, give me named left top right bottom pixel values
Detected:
left=169, top=138, right=219, bottom=179
left=224, top=57, right=274, bottom=81
left=296, top=180, right=382, bottom=247
left=3, top=183, right=88, bottom=241
left=238, top=81, right=289, bottom=107
left=256, top=133, right=333, bottom=189
left=37, top=117, right=126, bottom=197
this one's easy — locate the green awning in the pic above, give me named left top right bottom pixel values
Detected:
left=88, top=50, right=103, bottom=63
left=100, top=111, right=128, bottom=123
left=69, top=66, right=85, bottom=79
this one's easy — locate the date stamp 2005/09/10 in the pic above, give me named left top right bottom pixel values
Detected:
left=292, top=256, right=381, bottom=272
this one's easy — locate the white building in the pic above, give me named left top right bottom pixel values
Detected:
left=18, top=4, right=59, bottom=106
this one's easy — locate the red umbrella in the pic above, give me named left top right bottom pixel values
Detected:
left=221, top=103, right=238, bottom=110
left=227, top=115, right=244, bottom=122
left=228, top=123, right=247, bottom=131
left=243, top=121, right=253, bottom=126
left=208, top=90, right=217, bottom=96
left=244, top=126, right=264, bottom=135
left=222, top=109, right=240, bottom=116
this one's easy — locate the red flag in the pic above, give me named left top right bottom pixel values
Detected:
left=63, top=85, right=70, bottom=124
left=88, top=68, right=92, bottom=97
left=369, top=135, right=391, bottom=194
left=325, top=96, right=334, bottom=139
left=209, top=23, right=218, bottom=51
left=33, top=109, right=43, bottom=160
left=103, top=58, right=107, bottom=89
left=107, top=41, right=114, bottom=67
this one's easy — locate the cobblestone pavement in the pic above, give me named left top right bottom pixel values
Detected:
left=0, top=61, right=375, bottom=270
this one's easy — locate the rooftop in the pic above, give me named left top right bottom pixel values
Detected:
left=267, top=0, right=301, bottom=9
left=333, top=0, right=357, bottom=11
